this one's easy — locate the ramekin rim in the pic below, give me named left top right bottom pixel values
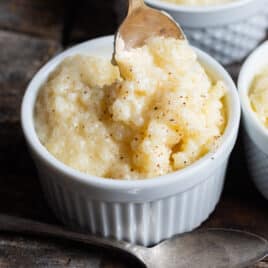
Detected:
left=21, top=35, right=240, bottom=191
left=145, top=0, right=253, bottom=13
left=238, top=41, right=268, bottom=139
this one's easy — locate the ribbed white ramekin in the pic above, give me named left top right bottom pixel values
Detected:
left=238, top=41, right=268, bottom=199
left=145, top=0, right=268, bottom=65
left=21, top=36, right=240, bottom=246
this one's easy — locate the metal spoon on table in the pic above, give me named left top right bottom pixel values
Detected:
left=0, top=214, right=267, bottom=268
left=114, top=0, right=185, bottom=58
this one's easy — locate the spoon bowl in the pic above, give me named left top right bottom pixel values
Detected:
left=114, top=0, right=185, bottom=56
left=137, top=229, right=268, bottom=268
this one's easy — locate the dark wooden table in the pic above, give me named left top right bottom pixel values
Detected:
left=1, top=0, right=268, bottom=267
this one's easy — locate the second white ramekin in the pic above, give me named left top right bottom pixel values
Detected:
left=145, top=0, right=268, bottom=65
left=238, top=41, right=268, bottom=199
left=21, top=36, right=240, bottom=246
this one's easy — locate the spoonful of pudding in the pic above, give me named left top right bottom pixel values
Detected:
left=114, top=0, right=186, bottom=56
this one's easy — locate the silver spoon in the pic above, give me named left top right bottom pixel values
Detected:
left=114, top=0, right=185, bottom=56
left=0, top=214, right=267, bottom=268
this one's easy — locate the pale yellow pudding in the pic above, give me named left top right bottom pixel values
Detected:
left=249, top=66, right=268, bottom=128
left=162, top=0, right=234, bottom=6
left=35, top=37, right=227, bottom=180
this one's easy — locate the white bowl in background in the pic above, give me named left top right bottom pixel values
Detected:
left=21, top=36, right=240, bottom=246
left=238, top=41, right=268, bottom=199
left=145, top=0, right=268, bottom=65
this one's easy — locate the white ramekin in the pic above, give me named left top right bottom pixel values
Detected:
left=21, top=36, right=240, bottom=246
left=238, top=41, right=268, bottom=199
left=145, top=0, right=268, bottom=65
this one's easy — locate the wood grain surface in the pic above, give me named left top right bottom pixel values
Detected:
left=0, top=0, right=268, bottom=267
left=0, top=0, right=64, bottom=40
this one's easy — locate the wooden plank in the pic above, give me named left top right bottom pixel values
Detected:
left=0, top=173, right=56, bottom=223
left=0, top=123, right=33, bottom=175
left=66, top=0, right=118, bottom=44
left=0, top=30, right=61, bottom=123
left=0, top=0, right=64, bottom=40
left=0, top=30, right=61, bottom=224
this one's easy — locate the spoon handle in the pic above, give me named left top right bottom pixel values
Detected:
left=0, top=214, right=145, bottom=263
left=128, top=0, right=144, bottom=13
